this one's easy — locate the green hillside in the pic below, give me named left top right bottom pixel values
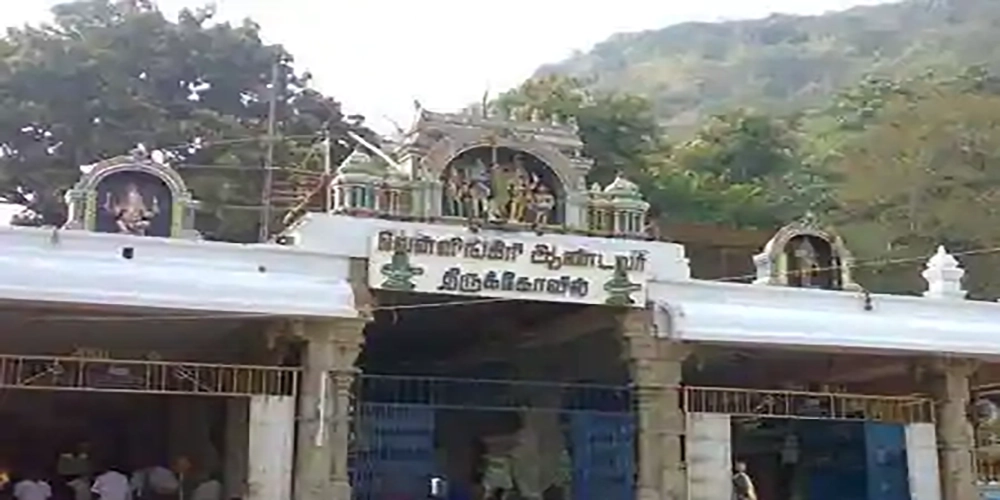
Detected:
left=535, top=0, right=1000, bottom=128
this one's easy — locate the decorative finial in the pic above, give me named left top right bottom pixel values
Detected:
left=922, top=245, right=966, bottom=299
left=130, top=143, right=149, bottom=161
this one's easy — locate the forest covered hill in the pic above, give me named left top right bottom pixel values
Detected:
left=535, top=0, right=1000, bottom=128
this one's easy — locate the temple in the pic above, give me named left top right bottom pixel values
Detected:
left=0, top=108, right=998, bottom=500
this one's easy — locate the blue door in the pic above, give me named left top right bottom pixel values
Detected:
left=569, top=412, right=635, bottom=500
left=864, top=422, right=910, bottom=500
left=352, top=403, right=435, bottom=499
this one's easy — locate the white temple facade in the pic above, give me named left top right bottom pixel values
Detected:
left=0, top=109, right=998, bottom=500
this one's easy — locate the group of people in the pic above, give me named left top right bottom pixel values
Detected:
left=0, top=445, right=222, bottom=500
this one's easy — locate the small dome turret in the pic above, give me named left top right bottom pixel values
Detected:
left=330, top=147, right=413, bottom=217
left=585, top=173, right=649, bottom=238
left=603, top=174, right=642, bottom=200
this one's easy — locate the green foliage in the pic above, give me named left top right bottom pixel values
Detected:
left=537, top=0, right=1000, bottom=131
left=495, top=76, right=662, bottom=189
left=497, top=77, right=821, bottom=228
left=0, top=0, right=373, bottom=241
left=820, top=71, right=1000, bottom=297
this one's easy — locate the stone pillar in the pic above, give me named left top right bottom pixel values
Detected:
left=686, top=413, right=732, bottom=500
left=293, top=318, right=366, bottom=500
left=927, top=359, right=978, bottom=500
left=620, top=309, right=689, bottom=500
left=905, top=422, right=942, bottom=500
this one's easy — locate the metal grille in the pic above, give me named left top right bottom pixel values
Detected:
left=355, top=374, right=633, bottom=414
left=683, top=386, right=935, bottom=423
left=350, top=374, right=636, bottom=500
left=0, top=354, right=298, bottom=396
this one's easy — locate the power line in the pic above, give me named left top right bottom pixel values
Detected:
left=19, top=242, right=1000, bottom=323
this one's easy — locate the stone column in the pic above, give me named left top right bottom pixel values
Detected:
left=620, top=309, right=689, bottom=500
left=293, top=317, right=366, bottom=500
left=927, top=358, right=978, bottom=500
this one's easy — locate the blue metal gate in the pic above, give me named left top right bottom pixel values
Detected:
left=350, top=375, right=634, bottom=500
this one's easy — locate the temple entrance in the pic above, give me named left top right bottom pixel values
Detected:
left=683, top=347, right=935, bottom=500
left=730, top=418, right=910, bottom=500
left=354, top=292, right=634, bottom=500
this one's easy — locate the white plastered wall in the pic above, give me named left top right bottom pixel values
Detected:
left=906, top=423, right=942, bottom=500
left=248, top=395, right=296, bottom=500
left=686, top=413, right=732, bottom=500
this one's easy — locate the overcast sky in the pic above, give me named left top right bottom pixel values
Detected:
left=6, top=0, right=894, bottom=134
left=1, top=0, right=892, bottom=222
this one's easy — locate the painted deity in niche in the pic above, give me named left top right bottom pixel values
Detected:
left=442, top=147, right=560, bottom=226
left=95, top=171, right=172, bottom=237
left=786, top=234, right=838, bottom=289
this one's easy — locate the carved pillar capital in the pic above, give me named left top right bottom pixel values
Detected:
left=924, top=356, right=980, bottom=379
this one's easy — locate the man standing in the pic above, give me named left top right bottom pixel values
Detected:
left=733, top=462, right=757, bottom=500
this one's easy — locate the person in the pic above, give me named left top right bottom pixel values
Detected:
left=13, top=471, right=51, bottom=500
left=732, top=462, right=757, bottom=500
left=67, top=476, right=92, bottom=500
left=91, top=464, right=130, bottom=500
left=189, top=474, right=220, bottom=500
left=58, top=444, right=91, bottom=479
left=130, top=461, right=179, bottom=500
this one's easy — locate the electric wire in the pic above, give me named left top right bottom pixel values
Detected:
left=18, top=239, right=1000, bottom=323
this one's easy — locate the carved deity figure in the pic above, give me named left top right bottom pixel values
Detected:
left=465, top=160, right=492, bottom=220
left=507, top=171, right=531, bottom=223
left=444, top=168, right=466, bottom=217
left=488, top=161, right=516, bottom=220
left=792, top=237, right=821, bottom=287
left=104, top=182, right=160, bottom=235
left=530, top=183, right=555, bottom=227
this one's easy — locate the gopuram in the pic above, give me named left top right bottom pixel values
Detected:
left=0, top=107, right=999, bottom=500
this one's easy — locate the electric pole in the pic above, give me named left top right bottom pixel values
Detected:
left=258, top=60, right=280, bottom=242
left=322, top=128, right=332, bottom=213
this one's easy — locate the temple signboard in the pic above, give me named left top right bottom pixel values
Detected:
left=367, top=230, right=648, bottom=307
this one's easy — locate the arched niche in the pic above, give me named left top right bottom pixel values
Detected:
left=440, top=145, right=565, bottom=226
left=752, top=215, right=859, bottom=291
left=64, top=153, right=200, bottom=238
left=422, top=134, right=579, bottom=195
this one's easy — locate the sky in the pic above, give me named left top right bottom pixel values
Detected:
left=6, top=0, right=894, bottom=134
left=0, top=0, right=892, bottom=223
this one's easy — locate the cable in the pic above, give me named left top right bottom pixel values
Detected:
left=19, top=240, right=1000, bottom=323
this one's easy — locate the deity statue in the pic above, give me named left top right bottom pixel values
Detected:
left=465, top=159, right=492, bottom=220
left=530, top=183, right=555, bottom=227
left=104, top=182, right=160, bottom=235
left=444, top=168, right=466, bottom=217
left=507, top=171, right=531, bottom=223
left=488, top=160, right=517, bottom=221
left=792, top=237, right=821, bottom=287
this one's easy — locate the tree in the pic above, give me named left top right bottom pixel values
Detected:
left=650, top=110, right=824, bottom=227
left=0, top=0, right=373, bottom=241
left=830, top=87, right=1000, bottom=297
left=495, top=77, right=818, bottom=228
left=494, top=76, right=663, bottom=189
